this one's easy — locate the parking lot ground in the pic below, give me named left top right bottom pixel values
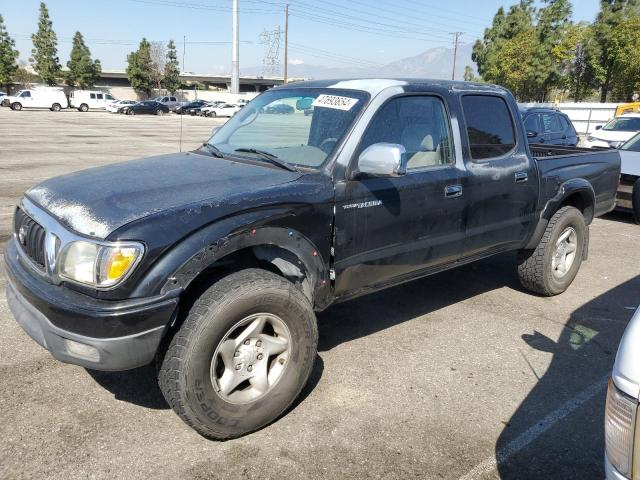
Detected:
left=0, top=107, right=639, bottom=479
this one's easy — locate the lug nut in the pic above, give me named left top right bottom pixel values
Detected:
left=244, top=339, right=250, bottom=345
left=279, top=358, right=285, bottom=365
left=234, top=351, right=240, bottom=357
left=235, top=365, right=241, bottom=370
left=247, top=365, right=253, bottom=372
left=257, top=353, right=263, bottom=360
left=256, top=340, right=262, bottom=347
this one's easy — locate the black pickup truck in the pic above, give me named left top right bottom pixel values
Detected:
left=5, top=79, right=620, bottom=439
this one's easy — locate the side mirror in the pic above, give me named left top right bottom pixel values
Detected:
left=595, top=125, right=602, bottom=130
left=356, top=143, right=407, bottom=178
left=527, top=130, right=538, bottom=138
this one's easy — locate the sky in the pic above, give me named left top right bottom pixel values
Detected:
left=1, top=0, right=602, bottom=74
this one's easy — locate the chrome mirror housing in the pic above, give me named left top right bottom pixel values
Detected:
left=356, top=143, right=407, bottom=177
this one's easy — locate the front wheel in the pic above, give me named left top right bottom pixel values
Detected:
left=11, top=102, right=22, bottom=111
left=51, top=103, right=61, bottom=112
left=158, top=269, right=318, bottom=439
left=79, top=103, right=89, bottom=112
left=518, top=206, right=587, bottom=296
left=156, top=109, right=164, bottom=116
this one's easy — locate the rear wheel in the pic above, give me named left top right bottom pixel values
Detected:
left=210, top=111, right=217, bottom=118
left=11, top=102, right=22, bottom=111
left=51, top=103, right=61, bottom=112
left=156, top=109, right=164, bottom=116
left=517, top=206, right=587, bottom=296
left=158, top=269, right=318, bottom=439
left=128, top=109, right=135, bottom=115
left=79, top=103, right=89, bottom=112
left=633, top=178, right=640, bottom=224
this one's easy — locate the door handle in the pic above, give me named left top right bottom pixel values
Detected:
left=515, top=172, right=528, bottom=183
left=444, top=184, right=463, bottom=198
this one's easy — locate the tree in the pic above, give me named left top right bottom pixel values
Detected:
left=0, top=14, right=19, bottom=94
left=463, top=65, right=481, bottom=82
left=30, top=2, right=60, bottom=85
left=164, top=39, right=181, bottom=94
left=608, top=15, right=640, bottom=101
left=66, top=31, right=101, bottom=88
left=13, top=60, right=39, bottom=88
left=593, top=0, right=640, bottom=101
left=554, top=23, right=600, bottom=101
left=126, top=38, right=154, bottom=98
left=149, top=41, right=166, bottom=91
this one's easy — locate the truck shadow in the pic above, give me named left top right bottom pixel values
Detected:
left=494, top=275, right=639, bottom=479
left=602, top=210, right=637, bottom=225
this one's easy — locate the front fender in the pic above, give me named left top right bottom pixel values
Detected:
left=524, top=178, right=595, bottom=250
left=131, top=209, right=331, bottom=307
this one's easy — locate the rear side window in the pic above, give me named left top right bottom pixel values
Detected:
left=90, top=93, right=96, bottom=99
left=462, top=95, right=516, bottom=160
left=541, top=113, right=561, bottom=133
left=559, top=115, right=573, bottom=132
left=524, top=114, right=540, bottom=133
left=96, top=93, right=103, bottom=100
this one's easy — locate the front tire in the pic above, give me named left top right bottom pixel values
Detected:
left=11, top=102, right=22, bottom=111
left=79, top=103, right=89, bottom=112
left=51, top=103, right=61, bottom=112
left=158, top=269, right=318, bottom=439
left=156, top=109, right=164, bottom=116
left=518, top=206, right=587, bottom=296
left=633, top=178, right=640, bottom=224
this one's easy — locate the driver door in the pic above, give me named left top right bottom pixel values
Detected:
left=332, top=94, right=466, bottom=295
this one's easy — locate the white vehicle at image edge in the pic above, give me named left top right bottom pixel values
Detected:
left=3, top=87, right=68, bottom=111
left=69, top=90, right=117, bottom=111
left=583, top=113, right=640, bottom=149
left=605, top=306, right=640, bottom=479
left=204, top=103, right=241, bottom=118
left=106, top=99, right=137, bottom=113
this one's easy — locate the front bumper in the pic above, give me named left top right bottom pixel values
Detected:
left=4, top=238, right=179, bottom=371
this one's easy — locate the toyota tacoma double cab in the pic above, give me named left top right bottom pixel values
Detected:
left=5, top=79, right=621, bottom=439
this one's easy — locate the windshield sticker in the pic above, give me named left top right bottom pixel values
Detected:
left=312, top=94, right=359, bottom=111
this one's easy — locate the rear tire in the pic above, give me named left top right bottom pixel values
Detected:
left=633, top=178, right=640, bottom=224
left=517, top=206, right=587, bottom=296
left=51, top=103, right=61, bottom=112
left=79, top=103, right=89, bottom=112
left=158, top=269, right=318, bottom=440
left=11, top=102, right=22, bottom=111
left=156, top=109, right=164, bottom=116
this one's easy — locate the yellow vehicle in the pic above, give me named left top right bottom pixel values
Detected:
left=616, top=102, right=640, bottom=116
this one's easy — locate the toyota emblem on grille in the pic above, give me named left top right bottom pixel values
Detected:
left=18, top=225, right=27, bottom=245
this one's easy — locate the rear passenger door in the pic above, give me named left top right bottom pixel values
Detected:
left=333, top=94, right=466, bottom=295
left=460, top=94, right=539, bottom=257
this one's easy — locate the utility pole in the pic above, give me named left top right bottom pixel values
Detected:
left=231, top=0, right=240, bottom=94
left=284, top=3, right=289, bottom=84
left=450, top=32, right=464, bottom=80
left=182, top=35, right=186, bottom=73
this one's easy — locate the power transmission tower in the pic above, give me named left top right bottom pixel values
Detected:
left=284, top=4, right=289, bottom=84
left=450, top=32, right=464, bottom=80
left=259, top=28, right=282, bottom=76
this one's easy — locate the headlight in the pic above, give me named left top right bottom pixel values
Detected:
left=587, top=135, right=596, bottom=142
left=59, top=241, right=143, bottom=287
left=605, top=379, right=637, bottom=478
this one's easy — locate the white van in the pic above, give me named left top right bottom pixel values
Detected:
left=69, top=90, right=117, bottom=111
left=4, top=87, right=68, bottom=111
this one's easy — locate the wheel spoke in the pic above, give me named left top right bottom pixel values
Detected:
left=557, top=229, right=572, bottom=245
left=258, top=333, right=289, bottom=356
left=565, top=242, right=577, bottom=254
left=235, top=316, right=266, bottom=347
left=249, top=362, right=270, bottom=395
left=218, top=368, right=245, bottom=396
left=218, top=339, right=237, bottom=368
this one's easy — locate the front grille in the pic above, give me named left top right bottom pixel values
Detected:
left=14, top=208, right=47, bottom=268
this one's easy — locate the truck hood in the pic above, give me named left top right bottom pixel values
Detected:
left=25, top=152, right=302, bottom=239
left=590, top=129, right=636, bottom=143
left=620, top=150, right=640, bottom=177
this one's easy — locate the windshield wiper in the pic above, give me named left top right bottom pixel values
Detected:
left=201, top=143, right=224, bottom=158
left=234, top=148, right=298, bottom=172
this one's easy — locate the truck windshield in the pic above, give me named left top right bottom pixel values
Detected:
left=621, top=133, right=640, bottom=152
left=208, top=88, right=369, bottom=168
left=602, top=116, right=640, bottom=132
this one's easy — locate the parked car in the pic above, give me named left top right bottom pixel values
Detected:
left=186, top=101, right=216, bottom=116
left=264, top=103, right=295, bottom=114
left=107, top=99, right=137, bottom=113
left=120, top=100, right=169, bottom=115
left=200, top=101, right=227, bottom=117
left=605, top=306, right=640, bottom=479
left=583, top=113, right=640, bottom=149
left=69, top=90, right=117, bottom=111
left=615, top=132, right=640, bottom=223
left=521, top=107, right=578, bottom=146
left=5, top=79, right=620, bottom=441
left=3, top=87, right=68, bottom=111
left=0, top=91, right=6, bottom=104
left=175, top=100, right=207, bottom=115
left=204, top=103, right=241, bottom=118
left=152, top=95, right=184, bottom=111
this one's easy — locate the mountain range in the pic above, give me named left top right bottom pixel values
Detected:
left=241, top=43, right=476, bottom=80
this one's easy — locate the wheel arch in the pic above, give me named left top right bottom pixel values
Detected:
left=525, top=179, right=595, bottom=250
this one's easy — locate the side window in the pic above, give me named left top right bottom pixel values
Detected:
left=462, top=95, right=516, bottom=160
left=96, top=93, right=104, bottom=100
left=559, top=115, right=572, bottom=132
left=524, top=114, right=540, bottom=133
left=358, top=96, right=454, bottom=170
left=21, top=91, right=31, bottom=98
left=90, top=93, right=96, bottom=99
left=541, top=113, right=561, bottom=133
left=106, top=94, right=114, bottom=100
